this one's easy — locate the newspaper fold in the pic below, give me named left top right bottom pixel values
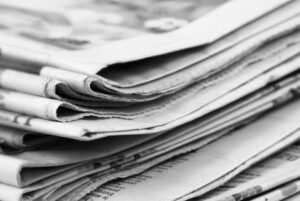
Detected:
left=37, top=5, right=300, bottom=103
left=0, top=0, right=295, bottom=103
left=1, top=25, right=300, bottom=121
left=1, top=34, right=300, bottom=139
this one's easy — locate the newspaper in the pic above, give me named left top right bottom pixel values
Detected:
left=49, top=130, right=299, bottom=201
left=0, top=116, right=232, bottom=188
left=91, top=0, right=300, bottom=88
left=2, top=83, right=292, bottom=198
left=0, top=129, right=226, bottom=201
left=0, top=0, right=230, bottom=47
left=0, top=0, right=291, bottom=68
left=2, top=94, right=298, bottom=200
left=38, top=12, right=300, bottom=103
left=67, top=100, right=300, bottom=201
left=0, top=34, right=300, bottom=139
left=33, top=132, right=231, bottom=201
left=0, top=0, right=297, bottom=105
left=0, top=77, right=298, bottom=201
left=0, top=73, right=297, bottom=199
left=35, top=130, right=300, bottom=201
left=0, top=88, right=257, bottom=189
left=0, top=0, right=295, bottom=103
left=1, top=26, right=300, bottom=122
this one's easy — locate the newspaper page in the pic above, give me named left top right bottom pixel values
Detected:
left=0, top=79, right=298, bottom=201
left=14, top=112, right=297, bottom=201
left=0, top=33, right=300, bottom=139
left=92, top=0, right=300, bottom=88
left=0, top=0, right=298, bottom=105
left=126, top=69, right=300, bottom=164
left=30, top=125, right=300, bottom=201
left=0, top=98, right=270, bottom=194
left=1, top=26, right=299, bottom=122
left=69, top=100, right=300, bottom=201
left=46, top=128, right=298, bottom=201
left=11, top=92, right=300, bottom=201
left=33, top=132, right=232, bottom=201
left=17, top=74, right=299, bottom=193
left=0, top=80, right=296, bottom=201
left=0, top=86, right=260, bottom=189
left=0, top=0, right=292, bottom=75
left=38, top=13, right=300, bottom=103
left=0, top=0, right=230, bottom=49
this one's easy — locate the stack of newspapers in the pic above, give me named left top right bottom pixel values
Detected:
left=1, top=0, right=300, bottom=201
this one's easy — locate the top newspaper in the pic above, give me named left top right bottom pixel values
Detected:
left=0, top=0, right=294, bottom=103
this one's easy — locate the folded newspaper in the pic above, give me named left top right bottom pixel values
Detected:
left=0, top=0, right=300, bottom=201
